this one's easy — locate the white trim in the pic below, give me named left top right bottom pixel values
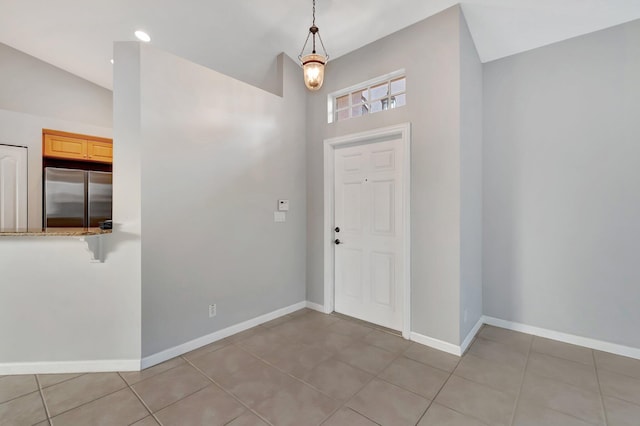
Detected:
left=0, top=359, right=140, bottom=375
left=460, top=316, right=485, bottom=354
left=327, top=70, right=407, bottom=124
left=410, top=316, right=484, bottom=357
left=5, top=309, right=638, bottom=375
left=324, top=123, right=412, bottom=338
left=141, top=301, right=307, bottom=369
left=410, top=332, right=462, bottom=356
left=305, top=301, right=326, bottom=313
left=483, top=316, right=640, bottom=361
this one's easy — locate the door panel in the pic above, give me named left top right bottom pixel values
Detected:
left=334, top=137, right=404, bottom=331
left=371, top=149, right=395, bottom=170
left=371, top=251, right=394, bottom=306
left=0, top=145, right=28, bottom=229
left=372, top=180, right=394, bottom=234
left=343, top=182, right=363, bottom=232
left=341, top=248, right=364, bottom=299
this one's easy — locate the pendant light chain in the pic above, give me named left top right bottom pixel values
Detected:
left=312, top=0, right=316, bottom=26
left=311, top=0, right=317, bottom=53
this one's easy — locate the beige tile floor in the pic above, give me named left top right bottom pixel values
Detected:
left=1, top=308, right=640, bottom=425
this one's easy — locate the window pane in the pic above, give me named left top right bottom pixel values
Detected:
left=391, top=93, right=406, bottom=108
left=370, top=99, right=384, bottom=113
left=352, top=104, right=368, bottom=117
left=351, top=89, right=367, bottom=105
left=337, top=109, right=350, bottom=121
left=390, top=77, right=406, bottom=95
left=370, top=82, right=389, bottom=100
left=336, top=94, right=349, bottom=109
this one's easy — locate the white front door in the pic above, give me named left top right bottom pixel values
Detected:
left=334, top=137, right=405, bottom=331
left=0, top=145, right=28, bottom=229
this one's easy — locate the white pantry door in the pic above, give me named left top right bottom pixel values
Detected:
left=0, top=145, right=28, bottom=229
left=334, top=137, right=405, bottom=331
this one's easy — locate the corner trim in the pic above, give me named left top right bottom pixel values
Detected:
left=0, top=359, right=140, bottom=375
left=410, top=332, right=463, bottom=356
left=305, top=301, right=326, bottom=313
left=483, top=316, right=640, bottom=360
left=140, top=301, right=307, bottom=369
left=460, top=316, right=485, bottom=355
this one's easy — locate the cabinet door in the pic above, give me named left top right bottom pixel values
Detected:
left=43, top=134, right=87, bottom=160
left=87, top=141, right=113, bottom=163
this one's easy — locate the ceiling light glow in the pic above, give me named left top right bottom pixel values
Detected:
left=134, top=30, right=151, bottom=42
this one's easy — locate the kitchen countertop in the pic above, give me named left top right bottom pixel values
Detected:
left=0, top=227, right=112, bottom=237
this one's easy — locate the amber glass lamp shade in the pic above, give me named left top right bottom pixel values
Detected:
left=302, top=53, right=326, bottom=91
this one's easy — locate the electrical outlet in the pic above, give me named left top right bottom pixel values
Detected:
left=209, top=304, right=217, bottom=318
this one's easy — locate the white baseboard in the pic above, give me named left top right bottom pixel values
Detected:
left=140, top=301, right=307, bottom=369
left=305, top=301, right=326, bottom=313
left=5, top=305, right=637, bottom=376
left=410, top=316, right=484, bottom=357
left=0, top=359, right=140, bottom=375
left=410, top=332, right=463, bottom=356
left=460, top=317, right=485, bottom=354
left=483, top=316, right=640, bottom=360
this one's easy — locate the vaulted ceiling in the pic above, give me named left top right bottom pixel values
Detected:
left=1, top=0, right=639, bottom=90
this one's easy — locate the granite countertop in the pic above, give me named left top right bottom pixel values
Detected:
left=0, top=227, right=112, bottom=236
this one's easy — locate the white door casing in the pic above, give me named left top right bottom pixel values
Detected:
left=0, top=145, right=28, bottom=229
left=324, top=123, right=410, bottom=337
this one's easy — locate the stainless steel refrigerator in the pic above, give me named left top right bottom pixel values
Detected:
left=44, top=167, right=112, bottom=227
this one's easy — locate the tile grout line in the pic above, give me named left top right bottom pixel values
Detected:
left=230, top=339, right=351, bottom=424
left=34, top=375, right=53, bottom=425
left=508, top=336, right=534, bottom=426
left=229, top=316, right=398, bottom=425
left=181, top=355, right=275, bottom=426
left=117, top=372, right=162, bottom=426
left=329, top=347, right=407, bottom=426
left=592, top=350, right=609, bottom=426
left=412, top=350, right=463, bottom=426
left=41, top=382, right=129, bottom=421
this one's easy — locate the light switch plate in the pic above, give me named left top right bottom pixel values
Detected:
left=274, top=211, right=286, bottom=222
left=278, top=199, right=289, bottom=211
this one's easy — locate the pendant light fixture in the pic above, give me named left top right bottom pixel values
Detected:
left=298, top=0, right=329, bottom=91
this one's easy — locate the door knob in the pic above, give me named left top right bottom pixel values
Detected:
left=334, top=227, right=340, bottom=232
left=334, top=239, right=342, bottom=245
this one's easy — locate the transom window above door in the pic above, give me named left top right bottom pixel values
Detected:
left=328, top=70, right=406, bottom=123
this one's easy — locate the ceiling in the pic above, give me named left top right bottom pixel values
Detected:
left=1, top=0, right=639, bottom=91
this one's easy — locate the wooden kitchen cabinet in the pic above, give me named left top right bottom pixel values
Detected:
left=43, top=129, right=113, bottom=163
left=87, top=140, right=113, bottom=163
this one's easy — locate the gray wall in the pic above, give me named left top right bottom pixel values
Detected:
left=135, top=46, right=307, bottom=356
left=307, top=6, right=482, bottom=345
left=483, top=19, right=640, bottom=348
left=0, top=43, right=112, bottom=127
left=459, top=13, right=483, bottom=341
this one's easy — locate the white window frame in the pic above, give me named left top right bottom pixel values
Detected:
left=327, top=69, right=406, bottom=124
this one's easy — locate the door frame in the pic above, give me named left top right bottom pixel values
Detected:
left=323, top=122, right=411, bottom=338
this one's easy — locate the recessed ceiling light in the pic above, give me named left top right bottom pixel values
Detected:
left=134, top=30, right=151, bottom=42
left=110, top=59, right=114, bottom=64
